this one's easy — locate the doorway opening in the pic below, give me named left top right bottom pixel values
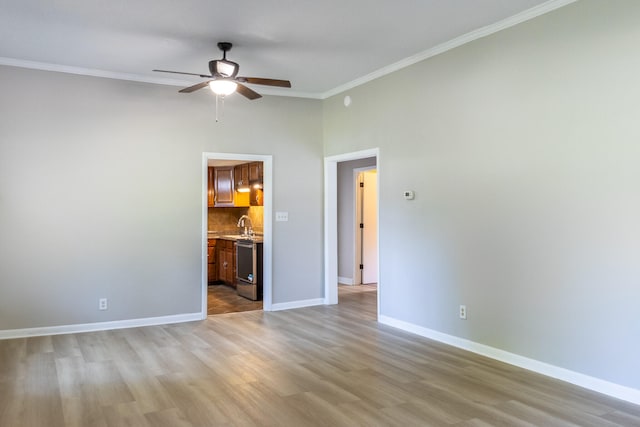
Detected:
left=202, top=153, right=273, bottom=317
left=324, top=148, right=380, bottom=315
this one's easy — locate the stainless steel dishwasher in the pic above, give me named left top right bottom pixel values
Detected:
left=235, top=239, right=263, bottom=300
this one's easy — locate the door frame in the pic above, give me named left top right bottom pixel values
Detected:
left=324, top=148, right=380, bottom=313
left=202, top=152, right=273, bottom=315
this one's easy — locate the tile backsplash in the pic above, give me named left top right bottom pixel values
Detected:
left=208, top=206, right=264, bottom=233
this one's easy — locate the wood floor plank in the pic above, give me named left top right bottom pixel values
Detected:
left=336, top=399, right=405, bottom=426
left=101, top=401, right=149, bottom=427
left=23, top=352, right=65, bottom=427
left=113, top=360, right=177, bottom=414
left=55, top=356, right=106, bottom=427
left=0, top=337, right=26, bottom=381
left=208, top=284, right=263, bottom=315
left=0, top=284, right=638, bottom=426
left=144, top=407, right=194, bottom=427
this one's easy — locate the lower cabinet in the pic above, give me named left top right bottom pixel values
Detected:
left=207, top=239, right=217, bottom=283
left=217, top=239, right=236, bottom=288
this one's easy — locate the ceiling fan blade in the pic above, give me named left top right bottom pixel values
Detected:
left=236, top=83, right=262, bottom=100
left=238, top=77, right=291, bottom=88
left=179, top=81, right=211, bottom=93
left=153, top=69, right=212, bottom=78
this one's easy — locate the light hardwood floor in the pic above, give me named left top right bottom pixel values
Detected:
left=208, top=284, right=263, bottom=316
left=1, top=284, right=639, bottom=426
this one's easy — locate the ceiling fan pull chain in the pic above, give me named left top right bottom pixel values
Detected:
left=214, top=94, right=228, bottom=123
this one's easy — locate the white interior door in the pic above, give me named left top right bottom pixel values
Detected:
left=362, top=170, right=378, bottom=284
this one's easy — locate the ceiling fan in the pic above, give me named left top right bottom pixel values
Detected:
left=153, top=42, right=291, bottom=100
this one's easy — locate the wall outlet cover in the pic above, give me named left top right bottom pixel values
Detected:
left=275, top=211, right=289, bottom=222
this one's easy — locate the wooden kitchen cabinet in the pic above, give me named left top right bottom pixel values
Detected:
left=233, top=164, right=250, bottom=207
left=207, top=239, right=217, bottom=283
left=234, top=163, right=249, bottom=190
left=213, top=166, right=235, bottom=207
left=249, top=161, right=264, bottom=206
left=250, top=187, right=263, bottom=206
left=207, top=167, right=215, bottom=208
left=248, top=162, right=263, bottom=182
left=217, top=239, right=236, bottom=288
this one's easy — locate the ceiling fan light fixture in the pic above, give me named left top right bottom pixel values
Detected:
left=209, top=80, right=238, bottom=96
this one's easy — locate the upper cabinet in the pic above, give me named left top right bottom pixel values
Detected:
left=235, top=163, right=249, bottom=191
left=249, top=162, right=264, bottom=206
left=208, top=162, right=264, bottom=208
left=207, top=167, right=215, bottom=208
left=249, top=162, right=263, bottom=182
left=213, top=166, right=235, bottom=207
left=233, top=164, right=250, bottom=207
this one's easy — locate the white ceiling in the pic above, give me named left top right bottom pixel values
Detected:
left=0, top=0, right=572, bottom=99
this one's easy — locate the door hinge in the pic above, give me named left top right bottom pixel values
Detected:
left=360, top=182, right=364, bottom=188
left=359, top=223, right=364, bottom=229
left=359, top=264, right=364, bottom=270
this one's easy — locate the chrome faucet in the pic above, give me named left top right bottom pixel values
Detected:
left=237, top=215, right=253, bottom=236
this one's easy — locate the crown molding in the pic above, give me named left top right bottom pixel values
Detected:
left=0, top=56, right=322, bottom=99
left=0, top=56, right=195, bottom=86
left=321, top=0, right=578, bottom=99
left=0, top=0, right=576, bottom=101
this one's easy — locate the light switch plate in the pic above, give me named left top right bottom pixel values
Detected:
left=403, top=190, right=415, bottom=200
left=275, top=211, right=289, bottom=222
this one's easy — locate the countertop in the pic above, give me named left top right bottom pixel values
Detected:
left=207, top=232, right=264, bottom=243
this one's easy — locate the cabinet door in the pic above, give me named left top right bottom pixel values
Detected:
left=250, top=188, right=264, bottom=206
left=233, top=164, right=250, bottom=207
left=235, top=164, right=249, bottom=190
left=249, top=162, right=264, bottom=206
left=207, top=167, right=215, bottom=207
left=248, top=162, right=262, bottom=182
left=229, top=243, right=236, bottom=287
left=217, top=246, right=227, bottom=282
left=216, top=241, right=235, bottom=286
left=214, top=167, right=234, bottom=207
left=207, top=239, right=217, bottom=283
left=222, top=248, right=236, bottom=287
left=207, top=246, right=217, bottom=282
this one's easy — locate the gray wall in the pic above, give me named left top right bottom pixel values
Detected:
left=337, top=157, right=376, bottom=282
left=0, top=65, right=323, bottom=329
left=323, top=0, right=640, bottom=390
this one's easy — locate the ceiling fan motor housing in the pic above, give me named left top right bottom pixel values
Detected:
left=209, top=59, right=239, bottom=79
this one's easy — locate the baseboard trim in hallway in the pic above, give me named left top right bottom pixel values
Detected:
left=271, top=298, right=325, bottom=311
left=379, top=314, right=640, bottom=406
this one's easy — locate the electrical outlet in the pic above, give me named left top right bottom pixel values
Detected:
left=459, top=305, right=467, bottom=320
left=275, top=211, right=289, bottom=222
left=99, top=298, right=108, bottom=311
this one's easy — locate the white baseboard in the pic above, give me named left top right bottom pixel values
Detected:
left=378, top=315, right=640, bottom=406
left=338, top=276, right=354, bottom=285
left=0, top=312, right=204, bottom=340
left=271, top=298, right=324, bottom=311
